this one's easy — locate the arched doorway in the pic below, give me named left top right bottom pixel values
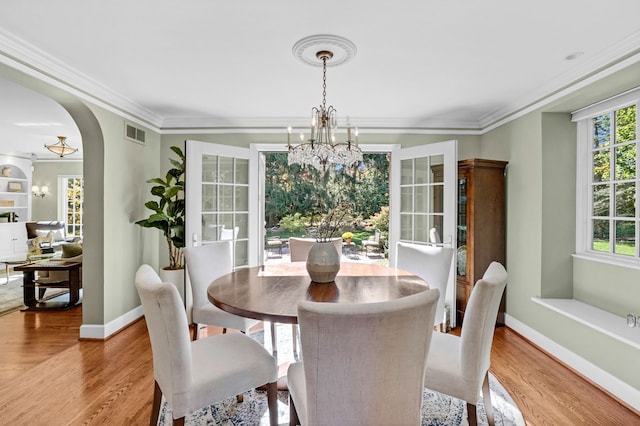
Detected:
left=0, top=63, right=105, bottom=331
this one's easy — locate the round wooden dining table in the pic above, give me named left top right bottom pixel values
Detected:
left=207, top=261, right=429, bottom=324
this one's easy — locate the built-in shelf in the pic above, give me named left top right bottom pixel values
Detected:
left=532, top=297, right=640, bottom=351
left=0, top=158, right=31, bottom=223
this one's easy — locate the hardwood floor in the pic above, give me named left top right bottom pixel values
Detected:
left=0, top=307, right=637, bottom=425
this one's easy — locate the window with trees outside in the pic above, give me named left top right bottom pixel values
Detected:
left=583, top=97, right=638, bottom=260
left=60, top=176, right=83, bottom=238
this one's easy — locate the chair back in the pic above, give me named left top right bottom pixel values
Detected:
left=429, top=227, right=441, bottom=244
left=135, top=265, right=192, bottom=407
left=289, top=237, right=341, bottom=262
left=459, top=261, right=507, bottom=384
left=396, top=242, right=454, bottom=327
left=220, top=225, right=239, bottom=240
left=297, top=288, right=440, bottom=425
left=184, top=242, right=233, bottom=317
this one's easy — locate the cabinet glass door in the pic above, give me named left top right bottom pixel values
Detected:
left=457, top=176, right=467, bottom=276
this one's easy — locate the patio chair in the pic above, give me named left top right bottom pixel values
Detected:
left=362, top=229, right=382, bottom=256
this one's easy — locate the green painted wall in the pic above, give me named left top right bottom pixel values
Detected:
left=481, top=109, right=640, bottom=390
left=31, top=161, right=82, bottom=221
left=86, top=106, right=161, bottom=324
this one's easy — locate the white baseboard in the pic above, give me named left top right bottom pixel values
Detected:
left=79, top=305, right=144, bottom=339
left=505, top=314, right=640, bottom=412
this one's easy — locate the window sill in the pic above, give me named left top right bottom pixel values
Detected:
left=572, top=252, right=640, bottom=271
left=531, top=297, right=640, bottom=351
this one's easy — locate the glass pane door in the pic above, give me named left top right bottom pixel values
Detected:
left=185, top=141, right=251, bottom=269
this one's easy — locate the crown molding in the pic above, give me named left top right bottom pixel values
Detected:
left=1, top=27, right=638, bottom=137
left=159, top=115, right=483, bottom=134
left=479, top=30, right=640, bottom=129
left=0, top=28, right=163, bottom=131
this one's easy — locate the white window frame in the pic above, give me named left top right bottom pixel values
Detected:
left=58, top=175, right=84, bottom=238
left=573, top=87, right=640, bottom=267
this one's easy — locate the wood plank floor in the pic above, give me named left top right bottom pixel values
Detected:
left=0, top=307, right=637, bottom=425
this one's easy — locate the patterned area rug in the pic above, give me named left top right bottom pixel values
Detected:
left=158, top=326, right=525, bottom=425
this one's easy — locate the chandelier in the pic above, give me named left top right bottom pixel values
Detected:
left=287, top=50, right=363, bottom=172
left=45, top=136, right=78, bottom=157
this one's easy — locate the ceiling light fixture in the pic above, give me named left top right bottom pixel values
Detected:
left=45, top=136, right=77, bottom=157
left=287, top=37, right=362, bottom=172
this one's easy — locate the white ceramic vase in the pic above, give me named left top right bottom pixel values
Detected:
left=306, top=241, right=341, bottom=283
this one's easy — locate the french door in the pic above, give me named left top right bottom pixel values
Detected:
left=185, top=140, right=256, bottom=268
left=390, top=139, right=458, bottom=326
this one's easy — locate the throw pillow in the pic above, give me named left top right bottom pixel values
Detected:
left=35, top=229, right=49, bottom=238
left=62, top=243, right=83, bottom=258
left=52, top=229, right=65, bottom=242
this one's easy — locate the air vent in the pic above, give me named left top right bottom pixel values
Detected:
left=125, top=123, right=146, bottom=144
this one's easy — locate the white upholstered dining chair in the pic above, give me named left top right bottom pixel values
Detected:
left=184, top=242, right=259, bottom=340
left=288, top=237, right=342, bottom=262
left=423, top=261, right=508, bottom=426
left=135, top=264, right=279, bottom=426
left=396, top=241, right=454, bottom=331
left=287, top=288, right=440, bottom=426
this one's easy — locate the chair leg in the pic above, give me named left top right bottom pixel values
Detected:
left=467, top=402, right=478, bottom=426
left=270, top=321, right=278, bottom=361
left=150, top=380, right=162, bottom=426
left=292, top=324, right=299, bottom=361
left=192, top=323, right=199, bottom=341
left=289, top=394, right=300, bottom=426
left=266, top=381, right=278, bottom=426
left=172, top=418, right=185, bottom=426
left=482, top=372, right=495, bottom=426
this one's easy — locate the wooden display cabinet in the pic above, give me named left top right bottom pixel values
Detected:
left=456, top=159, right=508, bottom=326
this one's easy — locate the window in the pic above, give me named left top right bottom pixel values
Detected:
left=60, top=176, right=84, bottom=238
left=574, top=88, right=639, bottom=262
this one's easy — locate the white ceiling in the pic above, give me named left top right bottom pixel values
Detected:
left=0, top=0, right=639, bottom=160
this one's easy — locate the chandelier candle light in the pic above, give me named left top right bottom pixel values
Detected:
left=287, top=49, right=363, bottom=172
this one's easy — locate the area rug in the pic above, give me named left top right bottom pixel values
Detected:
left=158, top=325, right=525, bottom=425
left=0, top=274, right=69, bottom=316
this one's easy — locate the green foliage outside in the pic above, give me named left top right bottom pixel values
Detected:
left=264, top=152, right=390, bottom=242
left=591, top=105, right=637, bottom=244
left=593, top=240, right=635, bottom=256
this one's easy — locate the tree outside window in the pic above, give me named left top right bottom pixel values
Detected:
left=590, top=104, right=637, bottom=257
left=61, top=176, right=83, bottom=238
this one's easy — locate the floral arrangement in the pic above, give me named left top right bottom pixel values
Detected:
left=341, top=231, right=353, bottom=241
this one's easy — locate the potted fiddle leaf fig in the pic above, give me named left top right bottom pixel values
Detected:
left=136, top=146, right=186, bottom=270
